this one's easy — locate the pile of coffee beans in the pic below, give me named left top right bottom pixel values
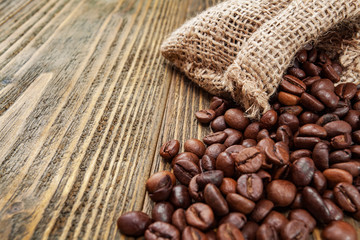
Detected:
left=117, top=47, right=360, bottom=240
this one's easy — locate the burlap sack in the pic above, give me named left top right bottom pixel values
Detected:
left=161, top=0, right=360, bottom=119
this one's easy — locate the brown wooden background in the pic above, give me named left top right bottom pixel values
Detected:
left=0, top=0, right=358, bottom=239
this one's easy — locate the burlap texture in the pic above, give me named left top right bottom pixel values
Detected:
left=161, top=0, right=360, bottom=119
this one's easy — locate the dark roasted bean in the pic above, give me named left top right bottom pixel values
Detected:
left=288, top=67, right=306, bottom=79
left=182, top=226, right=207, bottom=240
left=152, top=202, right=174, bottom=223
left=323, top=198, right=344, bottom=221
left=299, top=111, right=319, bottom=125
left=278, top=113, right=299, bottom=133
left=237, top=173, right=263, bottom=202
left=330, top=133, right=352, bottom=149
left=204, top=143, right=226, bottom=159
left=316, top=113, right=339, bottom=126
left=199, top=155, right=216, bottom=172
left=226, top=193, right=255, bottom=214
left=211, top=116, right=227, bottom=132
left=334, top=182, right=360, bottom=212
left=266, top=180, right=296, bottom=207
left=170, top=185, right=191, bottom=209
left=303, top=61, right=322, bottom=76
left=296, top=50, right=307, bottom=63
left=117, top=211, right=151, bottom=237
left=280, top=75, right=306, bottom=96
left=302, top=186, right=331, bottom=223
left=146, top=171, right=176, bottom=202
left=224, top=108, right=250, bottom=131
left=160, top=140, right=180, bottom=160
left=324, top=120, right=352, bottom=138
left=329, top=149, right=352, bottom=164
left=172, top=152, right=199, bottom=167
left=256, top=223, right=279, bottom=240
left=260, top=109, right=278, bottom=128
left=242, top=139, right=257, bottom=148
left=184, top=138, right=206, bottom=157
left=290, top=149, right=312, bottom=162
left=335, top=83, right=357, bottom=100
left=311, top=170, right=327, bottom=194
left=250, top=199, right=274, bottom=223
left=241, top=221, right=259, bottom=240
left=280, top=220, right=309, bottom=240
left=290, top=157, right=315, bottom=187
left=188, top=175, right=204, bottom=202
left=172, top=208, right=187, bottom=232
left=196, top=170, right=223, bottom=188
left=217, top=223, right=244, bottom=240
left=312, top=141, right=330, bottom=170
left=322, top=63, right=340, bottom=82
left=244, top=122, right=261, bottom=140
left=210, top=96, right=228, bottom=116
left=331, top=161, right=360, bottom=177
left=223, top=128, right=243, bottom=147
left=145, top=222, right=180, bottom=240
left=219, top=212, right=247, bottom=229
left=204, top=183, right=229, bottom=216
left=288, top=209, right=316, bottom=232
left=300, top=93, right=324, bottom=112
left=203, top=131, right=227, bottom=145
left=185, top=203, right=214, bottom=231
left=216, top=152, right=235, bottom=178
left=299, top=124, right=327, bottom=138
left=321, top=220, right=357, bottom=240
left=279, top=105, right=303, bottom=116
left=262, top=211, right=288, bottom=233
left=195, top=109, right=216, bottom=124
left=219, top=178, right=237, bottom=195
left=173, top=159, right=201, bottom=185
left=232, top=147, right=264, bottom=173
left=225, top=144, right=245, bottom=154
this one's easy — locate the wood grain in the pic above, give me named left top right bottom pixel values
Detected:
left=0, top=0, right=358, bottom=239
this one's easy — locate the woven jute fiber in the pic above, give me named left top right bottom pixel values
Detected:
left=161, top=0, right=360, bottom=119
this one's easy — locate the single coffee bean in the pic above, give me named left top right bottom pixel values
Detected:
left=298, top=124, right=327, bottom=138
left=152, top=202, right=174, bottom=223
left=216, top=152, right=235, bottom=178
left=311, top=170, right=327, bottom=194
left=302, top=76, right=320, bottom=87
left=278, top=113, right=299, bottom=133
left=290, top=157, right=315, bottom=187
left=195, top=109, right=216, bottom=124
left=278, top=91, right=300, bottom=106
left=257, top=129, right=271, bottom=142
left=316, top=113, right=339, bottom=126
left=232, top=147, right=264, bottom=174
left=265, top=141, right=290, bottom=166
left=334, top=182, right=360, bottom=213
left=330, top=133, right=352, bottom=149
left=318, top=51, right=331, bottom=64
left=188, top=175, right=204, bottom=202
left=196, top=170, right=223, bottom=188
left=173, top=159, right=200, bottom=185
left=299, top=111, right=319, bottom=125
left=323, top=198, right=344, bottom=221
left=225, top=144, right=245, bottom=154
left=315, top=89, right=339, bottom=110
left=303, top=61, right=322, bottom=76
left=280, top=75, right=306, bottom=96
left=322, top=63, right=340, bottom=83
left=307, top=48, right=317, bottom=62
left=184, top=138, right=206, bottom=157
left=260, top=110, right=278, bottom=128
left=331, top=161, right=360, bottom=177
left=117, top=211, right=151, bottom=237
left=185, top=203, right=215, bottom=231
left=219, top=212, right=247, bottom=229
left=160, top=140, right=180, bottom=160
left=146, top=171, right=176, bottom=202
left=203, top=131, right=227, bottom=145
left=279, top=105, right=303, bottom=116
left=266, top=180, right=296, bottom=207
left=204, top=143, right=226, bottom=159
left=312, top=141, right=330, bottom=170
left=256, top=223, right=279, bottom=240
left=323, top=168, right=353, bottom=188
left=170, top=185, right=191, bottom=209
left=335, top=83, right=357, bottom=100
left=172, top=152, right=199, bottom=167
left=241, top=221, right=259, bottom=240
left=296, top=50, right=307, bottom=63
left=302, top=186, right=331, bottom=223
left=290, top=192, right=303, bottom=209
left=290, top=149, right=312, bottom=162
left=311, top=78, right=334, bottom=94
left=321, top=220, right=357, bottom=240
left=219, top=177, right=237, bottom=195
left=350, top=144, right=360, bottom=158
left=344, top=110, right=360, bottom=131
left=172, top=208, right=187, bottom=232
left=236, top=174, right=263, bottom=202
left=224, top=108, right=250, bottom=131
left=323, top=120, right=352, bottom=138
left=242, top=139, right=257, bottom=148
left=288, top=209, right=316, bottom=232
left=250, top=199, right=274, bottom=223
left=262, top=211, right=289, bottom=233
left=352, top=130, right=360, bottom=143
left=211, top=115, right=227, bottom=132
left=293, top=135, right=321, bottom=149
left=182, top=226, right=207, bottom=240
left=288, top=67, right=306, bottom=79
left=244, top=122, right=261, bottom=140
left=300, top=93, right=325, bottom=112
left=144, top=221, right=180, bottom=240
left=199, top=155, right=216, bottom=172
left=332, top=100, right=350, bottom=117
left=204, top=183, right=229, bottom=216
left=226, top=193, right=255, bottom=214
left=329, top=149, right=352, bottom=164
left=276, top=125, right=293, bottom=146
left=280, top=220, right=309, bottom=240
left=217, top=223, right=244, bottom=240
left=210, top=96, right=228, bottom=116
left=223, top=128, right=243, bottom=147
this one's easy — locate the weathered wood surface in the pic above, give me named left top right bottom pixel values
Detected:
left=0, top=0, right=358, bottom=239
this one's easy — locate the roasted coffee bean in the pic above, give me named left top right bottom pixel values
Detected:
left=323, top=190, right=335, bottom=201
left=312, top=141, right=330, bottom=170
left=260, top=110, right=278, bottom=128
left=226, top=193, right=255, bottom=214
left=311, top=78, right=334, bottom=93
left=272, top=164, right=290, bottom=180
left=278, top=91, right=300, bottom=106
left=314, top=89, right=339, bottom=109
left=352, top=130, right=360, bottom=143
left=262, top=211, right=288, bottom=233
left=160, top=140, right=180, bottom=160
left=225, top=144, right=245, bottom=154
left=280, top=220, right=309, bottom=240
left=331, top=161, right=360, bottom=177
left=318, top=51, right=331, bottom=64
left=216, top=152, right=235, bottom=178
left=195, top=109, right=216, bottom=124
left=241, top=221, right=259, bottom=240
left=170, top=185, right=191, bottom=209
left=322, top=63, right=340, bottom=83
left=288, top=209, right=316, bottom=232
left=300, top=93, right=325, bottom=112
left=172, top=152, right=199, bottom=167
left=196, top=170, right=223, bottom=188
left=242, top=139, right=257, bottom=148
left=307, top=48, right=317, bottom=62
left=257, top=169, right=272, bottom=185
left=236, top=173, right=263, bottom=202
left=321, top=220, right=357, bottom=240
left=299, top=124, right=327, bottom=138
left=303, top=61, right=322, bottom=76
left=311, top=170, right=327, bottom=194
left=189, top=175, right=204, bottom=202
left=333, top=100, right=350, bottom=117
left=345, top=110, right=360, bottom=131
left=302, top=76, right=321, bottom=87
left=210, top=96, right=228, bottom=116
left=172, top=208, right=187, bottom=232
left=224, top=108, right=250, bottom=131
left=323, top=199, right=344, bottom=221
left=278, top=113, right=299, bottom=133
left=279, top=105, right=303, bottom=116
left=290, top=157, right=315, bottom=186
left=323, top=168, right=353, bottom=188
left=276, top=125, right=293, bottom=146
left=265, top=141, right=290, bottom=165
left=184, top=138, right=206, bottom=157
left=223, top=128, right=243, bottom=147
left=144, top=221, right=180, bottom=240
left=152, top=202, right=174, bottom=223
left=204, top=183, right=229, bottom=216
left=316, top=113, right=339, bottom=126
left=334, top=182, right=360, bottom=212
left=302, top=186, right=331, bottom=223
left=199, top=155, right=216, bottom=172
left=219, top=212, right=247, bottom=229
left=117, top=211, right=151, bottom=237
left=335, top=83, right=357, bottom=100
left=299, top=111, right=319, bottom=125
left=185, top=203, right=215, bottom=231
left=211, top=116, right=227, bottom=132
left=217, top=223, right=244, bottom=240
left=182, top=226, right=207, bottom=240
left=280, top=75, right=306, bottom=96
left=331, top=133, right=352, bottom=149
left=290, top=192, right=303, bottom=209
left=232, top=147, right=264, bottom=173
left=146, top=171, right=176, bottom=202
left=296, top=50, right=307, bottom=63
left=204, top=143, right=226, bottom=159
left=257, top=137, right=275, bottom=154
left=257, top=129, right=271, bottom=141
left=288, top=67, right=306, bottom=79
left=290, top=149, right=312, bottom=162
left=266, top=180, right=296, bottom=207
left=250, top=199, right=274, bottom=222
left=256, top=223, right=279, bottom=240
left=350, top=144, right=360, bottom=158
left=293, top=135, right=321, bottom=149
left=219, top=178, right=237, bottom=195
left=324, top=120, right=352, bottom=138
left=244, top=122, right=261, bottom=139
left=329, top=149, right=352, bottom=164
left=203, top=131, right=227, bottom=145
left=173, top=159, right=201, bottom=185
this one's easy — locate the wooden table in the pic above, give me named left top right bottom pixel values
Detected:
left=0, top=0, right=358, bottom=239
